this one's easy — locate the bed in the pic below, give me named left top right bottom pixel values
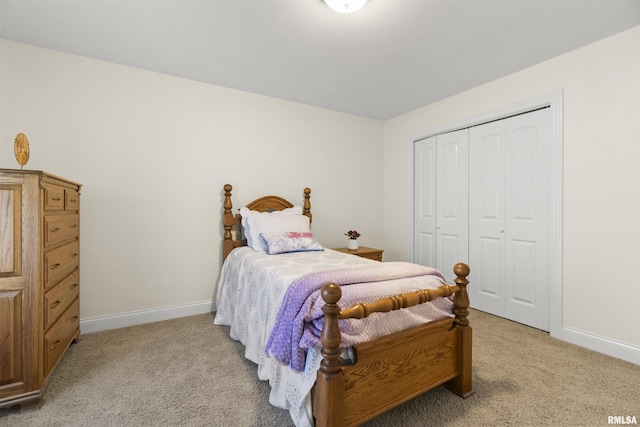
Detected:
left=214, top=184, right=473, bottom=427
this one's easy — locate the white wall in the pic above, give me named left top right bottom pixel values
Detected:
left=0, top=40, right=384, bottom=329
left=383, top=26, right=640, bottom=361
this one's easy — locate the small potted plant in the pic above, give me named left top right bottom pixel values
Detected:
left=344, top=229, right=361, bottom=251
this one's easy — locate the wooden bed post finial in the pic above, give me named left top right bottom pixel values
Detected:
left=223, top=184, right=234, bottom=261
left=453, top=263, right=470, bottom=328
left=303, top=187, right=312, bottom=222
left=223, top=184, right=233, bottom=215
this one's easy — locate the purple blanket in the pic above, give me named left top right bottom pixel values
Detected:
left=264, top=262, right=445, bottom=371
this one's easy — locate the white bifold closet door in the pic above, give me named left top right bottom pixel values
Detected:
left=468, top=108, right=551, bottom=331
left=414, top=129, right=469, bottom=284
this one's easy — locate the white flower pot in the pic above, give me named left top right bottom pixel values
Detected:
left=347, top=239, right=359, bottom=251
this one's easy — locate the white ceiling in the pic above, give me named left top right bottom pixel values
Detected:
left=1, top=0, right=639, bottom=120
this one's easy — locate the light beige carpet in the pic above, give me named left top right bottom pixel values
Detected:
left=1, top=309, right=638, bottom=427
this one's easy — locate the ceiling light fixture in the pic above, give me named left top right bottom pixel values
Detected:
left=323, top=0, right=368, bottom=13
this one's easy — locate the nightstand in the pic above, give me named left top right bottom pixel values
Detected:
left=333, top=246, right=383, bottom=262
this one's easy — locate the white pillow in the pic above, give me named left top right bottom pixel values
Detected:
left=247, top=214, right=311, bottom=251
left=239, top=206, right=304, bottom=250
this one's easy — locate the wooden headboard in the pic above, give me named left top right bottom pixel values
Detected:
left=222, top=184, right=312, bottom=261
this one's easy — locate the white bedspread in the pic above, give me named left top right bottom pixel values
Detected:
left=213, top=247, right=454, bottom=427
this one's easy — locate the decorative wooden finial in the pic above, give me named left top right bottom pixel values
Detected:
left=303, top=187, right=312, bottom=222
left=223, top=184, right=234, bottom=251
left=453, top=262, right=470, bottom=279
left=453, top=263, right=470, bottom=328
left=223, top=184, right=233, bottom=215
left=321, top=282, right=341, bottom=305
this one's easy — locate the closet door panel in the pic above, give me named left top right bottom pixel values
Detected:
left=438, top=141, right=463, bottom=218
left=469, top=121, right=506, bottom=311
left=478, top=134, right=503, bottom=221
left=470, top=108, right=551, bottom=331
left=436, top=129, right=468, bottom=282
left=477, top=237, right=503, bottom=308
left=414, top=137, right=437, bottom=268
left=510, top=239, right=536, bottom=305
left=504, top=109, right=551, bottom=330
left=510, top=128, right=537, bottom=220
left=417, top=233, right=435, bottom=268
left=437, top=233, right=462, bottom=282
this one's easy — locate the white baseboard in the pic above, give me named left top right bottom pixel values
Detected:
left=561, top=326, right=640, bottom=365
left=80, top=300, right=216, bottom=334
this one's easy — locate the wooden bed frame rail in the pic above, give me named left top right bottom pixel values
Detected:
left=314, top=263, right=472, bottom=427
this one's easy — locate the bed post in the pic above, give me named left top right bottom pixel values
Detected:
left=223, top=184, right=234, bottom=261
left=315, top=283, right=344, bottom=427
left=446, top=262, right=474, bottom=398
left=303, top=187, right=312, bottom=223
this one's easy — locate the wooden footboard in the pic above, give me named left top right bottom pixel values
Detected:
left=313, top=263, right=472, bottom=427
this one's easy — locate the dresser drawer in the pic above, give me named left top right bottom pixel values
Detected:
left=44, top=270, right=79, bottom=331
left=44, top=186, right=65, bottom=210
left=44, top=298, right=79, bottom=376
left=65, top=190, right=79, bottom=210
left=44, top=214, right=79, bottom=247
left=44, top=241, right=79, bottom=290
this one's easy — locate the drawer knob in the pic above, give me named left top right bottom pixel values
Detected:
left=70, top=224, right=78, bottom=229
left=51, top=263, right=60, bottom=270
left=71, top=253, right=79, bottom=258
left=71, top=316, right=79, bottom=323
left=69, top=198, right=77, bottom=203
left=50, top=301, right=61, bottom=310
left=71, top=283, right=79, bottom=290
left=50, top=340, right=61, bottom=350
left=50, top=227, right=60, bottom=233
left=52, top=197, right=62, bottom=201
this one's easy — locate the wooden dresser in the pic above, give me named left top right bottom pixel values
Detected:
left=333, top=246, right=383, bottom=262
left=0, top=170, right=81, bottom=409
